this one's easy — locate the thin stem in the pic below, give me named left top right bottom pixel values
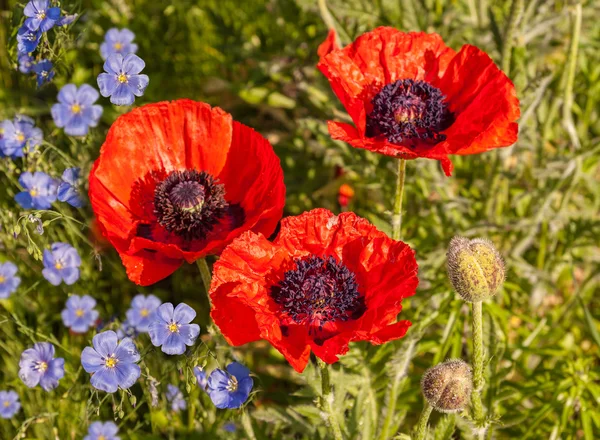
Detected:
left=196, top=258, right=213, bottom=305
left=317, top=359, right=343, bottom=440
left=562, top=3, right=582, bottom=149
left=471, top=301, right=486, bottom=430
left=391, top=158, right=407, bottom=240
left=317, top=0, right=342, bottom=47
left=414, top=403, right=433, bottom=440
left=241, top=410, right=257, bottom=440
left=501, top=0, right=524, bottom=74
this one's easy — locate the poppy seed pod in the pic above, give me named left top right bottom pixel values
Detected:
left=421, top=359, right=473, bottom=413
left=446, top=237, right=505, bottom=302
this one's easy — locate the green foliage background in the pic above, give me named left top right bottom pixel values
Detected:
left=0, top=0, right=599, bottom=439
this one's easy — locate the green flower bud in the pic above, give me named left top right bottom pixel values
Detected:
left=447, top=236, right=505, bottom=302
left=421, top=359, right=473, bottom=413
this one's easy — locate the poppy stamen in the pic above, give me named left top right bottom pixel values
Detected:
left=154, top=170, right=228, bottom=241
left=271, top=256, right=365, bottom=331
left=366, top=79, right=451, bottom=147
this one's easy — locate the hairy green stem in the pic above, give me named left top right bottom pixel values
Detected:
left=241, top=410, right=258, bottom=440
left=318, top=359, right=343, bottom=440
left=501, top=0, right=524, bottom=74
left=471, top=301, right=486, bottom=433
left=196, top=258, right=213, bottom=305
left=414, top=403, right=433, bottom=440
left=317, top=0, right=341, bottom=47
left=391, top=158, right=407, bottom=240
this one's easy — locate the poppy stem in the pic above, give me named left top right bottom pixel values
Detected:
left=501, top=0, right=524, bottom=75
left=471, top=301, right=487, bottom=428
left=196, top=258, right=213, bottom=306
left=413, top=402, right=433, bottom=440
left=241, top=409, right=257, bottom=440
left=391, top=158, right=407, bottom=240
left=317, top=359, right=344, bottom=440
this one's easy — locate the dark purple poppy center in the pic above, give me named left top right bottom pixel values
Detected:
left=366, top=79, right=451, bottom=146
left=154, top=169, right=227, bottom=240
left=271, top=256, right=365, bottom=331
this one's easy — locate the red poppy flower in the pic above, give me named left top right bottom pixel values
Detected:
left=317, top=27, right=520, bottom=175
left=89, top=99, right=285, bottom=286
left=210, top=208, right=418, bottom=372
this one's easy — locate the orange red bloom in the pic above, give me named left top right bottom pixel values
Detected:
left=210, top=208, right=418, bottom=372
left=318, top=27, right=520, bottom=175
left=89, top=99, right=285, bottom=285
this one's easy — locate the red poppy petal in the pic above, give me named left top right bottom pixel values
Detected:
left=317, top=29, right=339, bottom=58
left=119, top=252, right=182, bottom=286
left=368, top=320, right=412, bottom=344
left=437, top=45, right=520, bottom=155
left=210, top=283, right=262, bottom=346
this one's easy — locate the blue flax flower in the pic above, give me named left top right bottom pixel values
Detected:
left=148, top=303, right=200, bottom=355
left=194, top=366, right=208, bottom=392
left=19, top=342, right=64, bottom=391
left=15, top=172, right=57, bottom=209
left=0, top=262, right=21, bottom=299
left=57, top=14, right=78, bottom=27
left=61, top=295, right=99, bottom=333
left=223, top=422, right=237, bottom=433
left=51, top=84, right=103, bottom=136
left=1, top=115, right=43, bottom=157
left=84, top=421, right=120, bottom=440
left=116, top=319, right=137, bottom=340
left=32, top=60, right=54, bottom=87
left=0, top=391, right=20, bottom=419
left=81, top=331, right=141, bottom=393
left=207, top=362, right=253, bottom=409
left=98, top=54, right=149, bottom=106
left=57, top=167, right=84, bottom=207
left=24, top=0, right=61, bottom=32
left=166, top=384, right=187, bottom=412
left=42, top=242, right=81, bottom=286
left=17, top=26, right=41, bottom=54
left=100, top=28, right=138, bottom=60
left=126, top=294, right=161, bottom=333
left=18, top=53, right=35, bottom=73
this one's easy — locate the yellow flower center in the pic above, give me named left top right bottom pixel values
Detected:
left=38, top=12, right=46, bottom=19
left=16, top=133, right=25, bottom=142
left=105, top=355, right=118, bottom=368
left=71, top=104, right=81, bottom=114
left=140, top=308, right=149, bottom=317
left=55, top=262, right=63, bottom=270
left=29, top=189, right=38, bottom=197
left=168, top=322, right=179, bottom=333
left=117, top=73, right=128, bottom=84
left=98, top=436, right=106, bottom=440
left=3, top=401, right=9, bottom=407
left=37, top=361, right=48, bottom=372
left=0, top=275, right=5, bottom=283
left=75, top=308, right=84, bottom=317
left=113, top=42, right=123, bottom=50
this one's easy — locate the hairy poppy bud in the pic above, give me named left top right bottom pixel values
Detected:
left=421, top=359, right=473, bottom=413
left=447, top=237, right=505, bottom=302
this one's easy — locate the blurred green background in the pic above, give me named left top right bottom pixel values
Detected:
left=1, top=0, right=599, bottom=439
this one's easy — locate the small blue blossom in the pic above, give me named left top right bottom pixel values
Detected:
left=207, top=362, right=253, bottom=409
left=18, top=53, right=35, bottom=74
left=17, top=26, right=41, bottom=54
left=0, top=391, right=20, bottom=419
left=100, top=28, right=138, bottom=60
left=15, top=171, right=57, bottom=209
left=32, top=59, right=54, bottom=87
left=81, top=330, right=141, bottom=393
left=57, top=167, right=84, bottom=207
left=19, top=342, right=64, bottom=391
left=1, top=115, right=43, bottom=157
left=98, top=54, right=149, bottom=106
left=148, top=303, right=200, bottom=355
left=126, top=294, right=161, bottom=333
left=42, top=242, right=81, bottom=286
left=116, top=319, right=137, bottom=340
left=84, top=421, right=120, bottom=440
left=57, top=13, right=78, bottom=27
left=223, top=422, right=237, bottom=433
left=51, top=84, right=103, bottom=136
left=166, top=384, right=187, bottom=412
left=61, top=295, right=99, bottom=333
left=194, top=366, right=208, bottom=392
left=24, top=0, right=61, bottom=32
left=0, top=262, right=21, bottom=299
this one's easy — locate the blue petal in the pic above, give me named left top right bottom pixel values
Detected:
left=47, top=7, right=61, bottom=20
left=110, top=84, right=135, bottom=106
left=57, top=84, right=77, bottom=105
left=161, top=333, right=186, bottom=355
left=19, top=367, right=42, bottom=388
left=64, top=114, right=89, bottom=136
left=42, top=268, right=62, bottom=286
left=99, top=42, right=109, bottom=60
left=79, top=294, right=96, bottom=309
left=122, top=54, right=145, bottom=75
left=24, top=1, right=39, bottom=17
left=114, top=338, right=140, bottom=363
left=115, top=362, right=140, bottom=390
left=227, top=362, right=251, bottom=380
left=173, top=303, right=196, bottom=324
left=97, top=73, right=119, bottom=98
left=61, top=267, right=79, bottom=285
left=209, top=388, right=233, bottom=409
left=156, top=303, right=174, bottom=322
left=128, top=74, right=149, bottom=97
left=119, top=28, right=135, bottom=43
left=148, top=321, right=170, bottom=347
left=178, top=323, right=200, bottom=346
left=90, top=367, right=119, bottom=393
left=81, top=347, right=104, bottom=373
left=207, top=368, right=230, bottom=390
left=39, top=358, right=64, bottom=391
left=51, top=104, right=73, bottom=128
left=33, top=342, right=55, bottom=361
left=76, top=84, right=99, bottom=106
left=104, top=54, right=124, bottom=76
left=14, top=192, right=33, bottom=209
left=92, top=331, right=118, bottom=357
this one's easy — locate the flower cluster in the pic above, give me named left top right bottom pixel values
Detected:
left=14, top=168, right=85, bottom=210
left=0, top=115, right=42, bottom=158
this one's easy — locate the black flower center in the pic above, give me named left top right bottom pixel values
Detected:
left=271, top=256, right=365, bottom=331
left=366, top=79, right=452, bottom=147
left=154, top=170, right=227, bottom=240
